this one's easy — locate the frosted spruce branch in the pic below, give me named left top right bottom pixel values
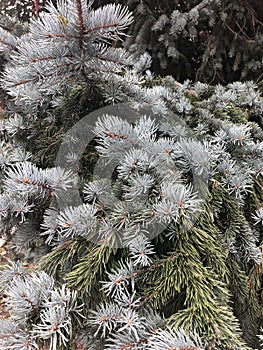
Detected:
left=1, top=0, right=133, bottom=110
left=0, top=263, right=83, bottom=350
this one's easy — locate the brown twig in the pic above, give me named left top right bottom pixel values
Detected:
left=75, top=0, right=85, bottom=48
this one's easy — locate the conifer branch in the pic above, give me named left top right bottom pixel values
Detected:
left=0, top=1, right=262, bottom=348
left=45, top=32, right=77, bottom=39
left=84, top=22, right=120, bottom=35
left=0, top=37, right=17, bottom=51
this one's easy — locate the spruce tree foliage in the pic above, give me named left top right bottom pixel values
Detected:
left=0, top=0, right=46, bottom=21
left=0, top=261, right=84, bottom=349
left=0, top=0, right=262, bottom=349
left=102, top=0, right=263, bottom=84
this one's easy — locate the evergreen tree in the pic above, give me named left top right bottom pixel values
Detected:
left=94, top=0, right=263, bottom=84
left=0, top=0, right=262, bottom=349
